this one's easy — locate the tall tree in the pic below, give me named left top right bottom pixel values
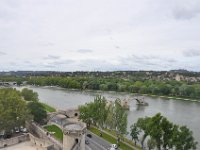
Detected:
left=149, top=113, right=163, bottom=150
left=113, top=99, right=128, bottom=135
left=130, top=123, right=140, bottom=145
left=94, top=95, right=108, bottom=128
left=136, top=117, right=151, bottom=148
left=78, top=102, right=94, bottom=127
left=0, top=88, right=30, bottom=131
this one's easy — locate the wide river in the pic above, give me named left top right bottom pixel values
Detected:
left=16, top=86, right=200, bottom=145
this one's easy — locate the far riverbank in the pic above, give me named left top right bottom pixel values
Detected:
left=14, top=84, right=200, bottom=103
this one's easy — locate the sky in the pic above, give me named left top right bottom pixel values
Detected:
left=0, top=0, right=200, bottom=71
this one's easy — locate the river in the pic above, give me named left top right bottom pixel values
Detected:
left=15, top=86, right=200, bottom=146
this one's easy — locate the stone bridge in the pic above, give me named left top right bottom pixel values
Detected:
left=106, top=96, right=149, bottom=109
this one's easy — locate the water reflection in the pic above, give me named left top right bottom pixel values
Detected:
left=136, top=105, right=146, bottom=111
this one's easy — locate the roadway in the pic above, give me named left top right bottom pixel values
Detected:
left=85, top=131, right=113, bottom=150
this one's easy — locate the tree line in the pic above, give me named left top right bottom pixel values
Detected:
left=1, top=75, right=200, bottom=99
left=25, top=77, right=200, bottom=100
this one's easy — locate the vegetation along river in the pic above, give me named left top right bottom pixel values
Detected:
left=16, top=86, right=200, bottom=146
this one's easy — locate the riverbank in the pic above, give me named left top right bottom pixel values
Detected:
left=140, top=93, right=200, bottom=103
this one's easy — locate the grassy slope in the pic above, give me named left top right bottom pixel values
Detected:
left=40, top=102, right=56, bottom=112
left=44, top=125, right=63, bottom=141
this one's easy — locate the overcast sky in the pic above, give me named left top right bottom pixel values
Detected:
left=0, top=0, right=200, bottom=71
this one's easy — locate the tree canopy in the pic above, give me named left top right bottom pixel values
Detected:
left=27, top=101, right=47, bottom=124
left=21, top=88, right=39, bottom=101
left=132, top=113, right=198, bottom=150
left=0, top=88, right=30, bottom=131
left=78, top=96, right=128, bottom=136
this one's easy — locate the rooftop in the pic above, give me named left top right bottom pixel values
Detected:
left=64, top=123, right=82, bottom=131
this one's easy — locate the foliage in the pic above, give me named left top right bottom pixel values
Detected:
left=130, top=123, right=140, bottom=145
left=112, top=99, right=128, bottom=135
left=147, top=139, right=156, bottom=150
left=24, top=76, right=200, bottom=100
left=172, top=125, right=198, bottom=150
left=0, top=88, right=30, bottom=131
left=79, top=96, right=128, bottom=136
left=27, top=101, right=47, bottom=123
left=1, top=74, right=200, bottom=100
left=134, top=113, right=198, bottom=150
left=21, top=88, right=38, bottom=101
left=78, top=102, right=94, bottom=127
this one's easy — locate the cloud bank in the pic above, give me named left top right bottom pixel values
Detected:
left=0, top=0, right=200, bottom=71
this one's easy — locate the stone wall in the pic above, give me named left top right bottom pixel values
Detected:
left=0, top=133, right=54, bottom=150
left=29, top=133, right=54, bottom=150
left=0, top=134, right=29, bottom=148
left=26, top=122, right=63, bottom=150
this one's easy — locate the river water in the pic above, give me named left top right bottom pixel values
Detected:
left=16, top=86, right=200, bottom=146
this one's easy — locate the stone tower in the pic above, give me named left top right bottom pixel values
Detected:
left=63, top=121, right=86, bottom=150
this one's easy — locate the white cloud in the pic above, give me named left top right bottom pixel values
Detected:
left=0, top=0, right=200, bottom=71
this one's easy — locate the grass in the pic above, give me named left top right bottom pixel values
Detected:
left=44, top=125, right=63, bottom=141
left=89, top=127, right=135, bottom=150
left=40, top=102, right=56, bottom=112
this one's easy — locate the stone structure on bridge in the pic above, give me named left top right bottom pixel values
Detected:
left=105, top=96, right=149, bottom=110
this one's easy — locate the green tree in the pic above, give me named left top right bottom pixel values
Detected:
left=149, top=113, right=164, bottom=150
left=173, top=126, right=198, bottom=150
left=27, top=101, right=47, bottom=124
left=136, top=117, right=151, bottom=148
left=105, top=105, right=115, bottom=129
left=147, top=139, right=156, bottom=150
left=135, top=113, right=198, bottom=150
left=79, top=102, right=94, bottom=128
left=113, top=99, right=128, bottom=135
left=21, top=88, right=38, bottom=101
left=161, top=117, right=174, bottom=149
left=79, top=95, right=108, bottom=128
left=94, top=95, right=108, bottom=128
left=130, top=123, right=140, bottom=145
left=0, top=88, right=30, bottom=131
